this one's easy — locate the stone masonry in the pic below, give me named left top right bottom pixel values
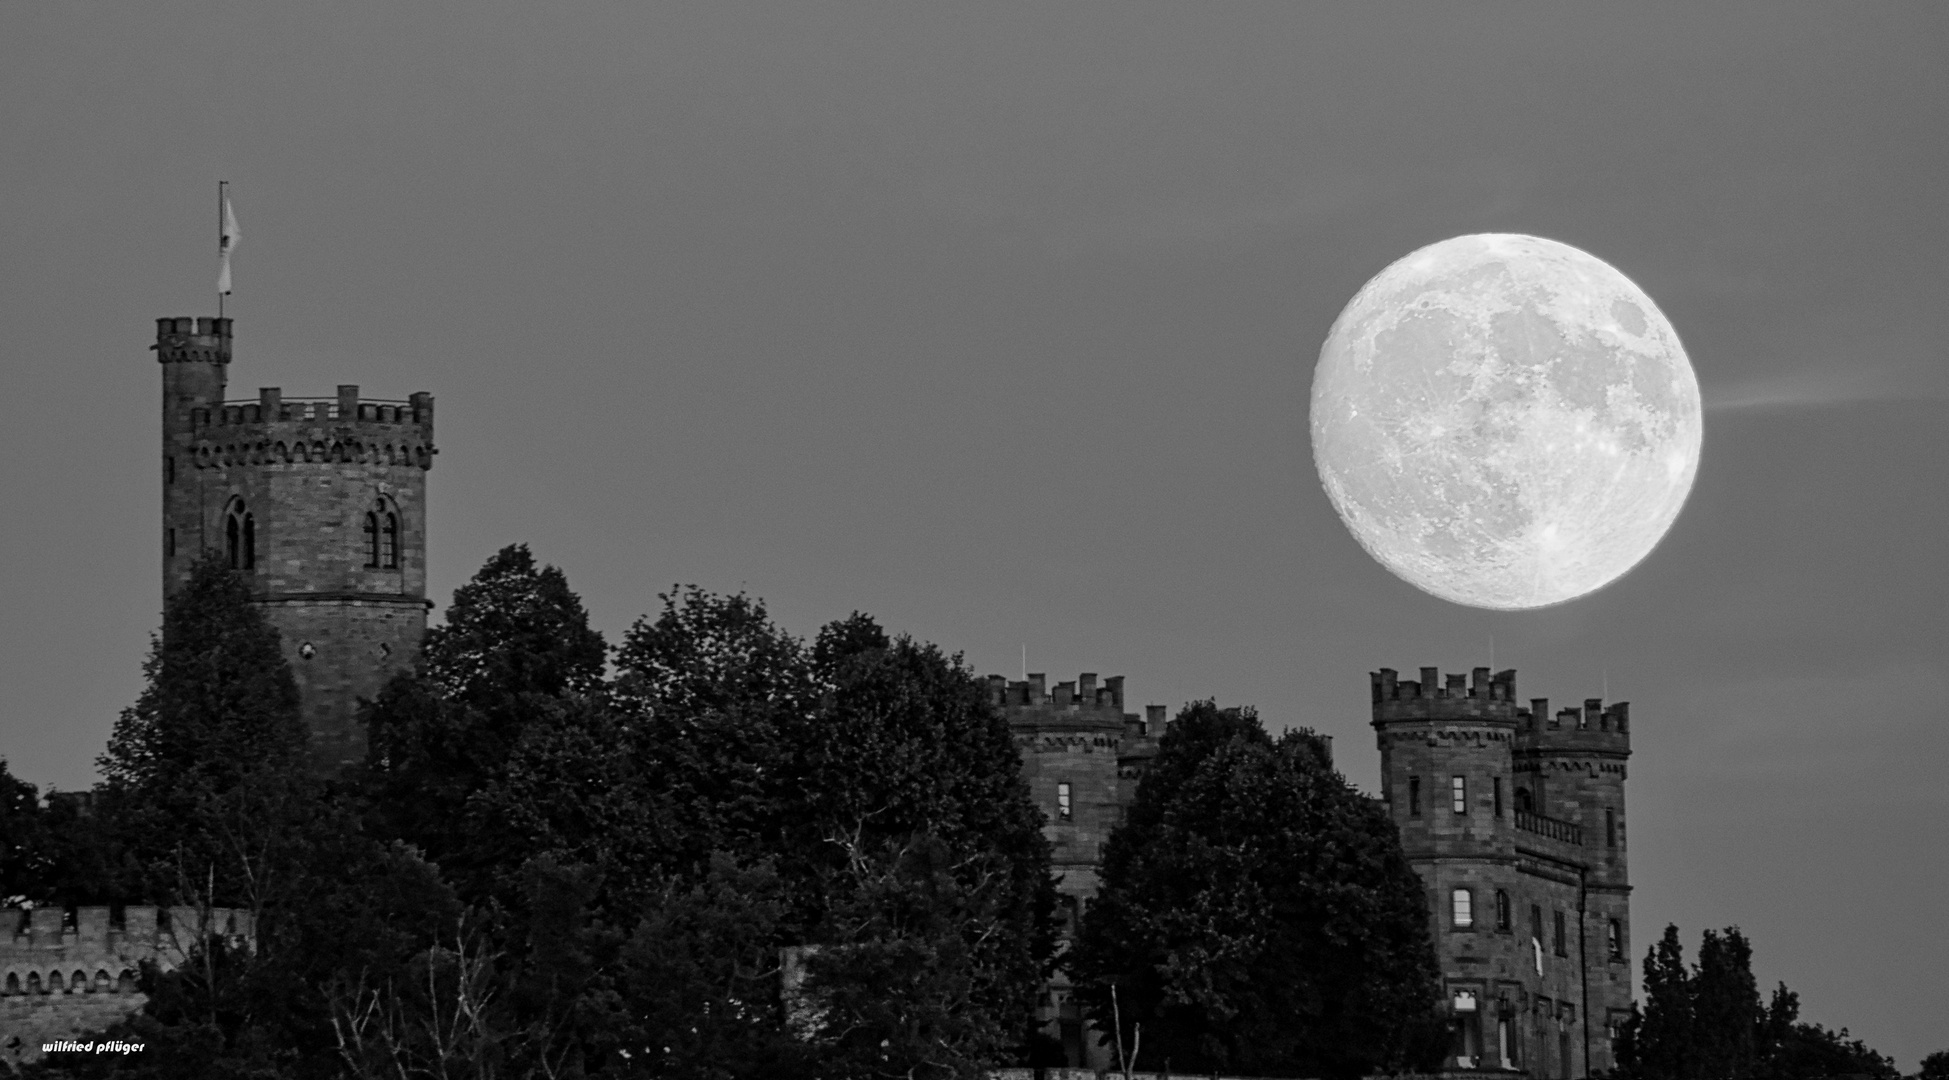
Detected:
left=157, top=316, right=435, bottom=768
left=0, top=905, right=254, bottom=1067
left=1372, top=666, right=1632, bottom=1078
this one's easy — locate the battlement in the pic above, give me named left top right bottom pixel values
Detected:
left=1516, top=697, right=1631, bottom=753
left=0, top=906, right=254, bottom=960
left=203, top=389, right=432, bottom=429
left=1371, top=666, right=1521, bottom=724
left=989, top=672, right=1127, bottom=715
left=152, top=316, right=232, bottom=363
left=176, top=384, right=436, bottom=471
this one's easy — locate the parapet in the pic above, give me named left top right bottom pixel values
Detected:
left=153, top=316, right=232, bottom=363
left=1517, top=696, right=1631, bottom=754
left=989, top=671, right=1127, bottom=713
left=176, top=384, right=437, bottom=471
left=1370, top=666, right=1521, bottom=724
left=0, top=905, right=254, bottom=964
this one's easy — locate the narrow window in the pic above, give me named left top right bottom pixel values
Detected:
left=382, top=512, right=400, bottom=568
left=1516, top=787, right=1534, bottom=813
left=164, top=456, right=175, bottom=485
left=1531, top=904, right=1543, bottom=943
left=1452, top=888, right=1473, bottom=928
left=1608, top=919, right=1623, bottom=960
left=1452, top=775, right=1467, bottom=814
left=1606, top=807, right=1617, bottom=848
left=241, top=514, right=254, bottom=569
left=164, top=527, right=175, bottom=557
left=1409, top=775, right=1421, bottom=817
left=226, top=512, right=241, bottom=568
left=1553, top=910, right=1567, bottom=956
left=1493, top=777, right=1503, bottom=818
left=1495, top=890, right=1511, bottom=932
left=1056, top=781, right=1072, bottom=821
left=364, top=513, right=380, bottom=568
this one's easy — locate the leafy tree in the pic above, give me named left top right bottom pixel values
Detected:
left=362, top=543, right=607, bottom=898
left=1918, top=1049, right=1949, bottom=1080
left=95, top=553, right=309, bottom=905
left=1615, top=925, right=1695, bottom=1080
left=0, top=758, right=51, bottom=900
left=1070, top=702, right=1445, bottom=1080
left=1756, top=983, right=1899, bottom=1080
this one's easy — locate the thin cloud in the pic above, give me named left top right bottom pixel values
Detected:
left=1704, top=366, right=1945, bottom=412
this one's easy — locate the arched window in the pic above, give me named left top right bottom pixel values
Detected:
left=225, top=500, right=254, bottom=570
left=366, top=499, right=401, bottom=569
left=1495, top=890, right=1511, bottom=932
left=363, top=512, right=380, bottom=567
left=1608, top=919, right=1623, bottom=960
left=382, top=510, right=399, bottom=568
left=1452, top=888, right=1473, bottom=928
left=1516, top=787, right=1534, bottom=813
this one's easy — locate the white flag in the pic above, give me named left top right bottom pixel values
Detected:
left=218, top=194, right=241, bottom=295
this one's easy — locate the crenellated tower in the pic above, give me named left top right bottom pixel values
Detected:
left=156, top=317, right=435, bottom=768
left=1372, top=665, right=1632, bottom=1079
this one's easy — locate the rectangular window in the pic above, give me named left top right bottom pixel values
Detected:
left=164, top=456, right=174, bottom=485
left=1452, top=775, right=1467, bottom=814
left=1056, top=781, right=1072, bottom=821
left=1606, top=808, right=1617, bottom=848
left=1495, top=890, right=1511, bottom=932
left=1409, top=775, right=1421, bottom=817
left=1531, top=904, right=1544, bottom=943
left=1452, top=888, right=1473, bottom=928
left=1494, top=777, right=1503, bottom=818
left=1553, top=910, right=1567, bottom=956
left=1608, top=919, right=1623, bottom=961
left=164, top=527, right=175, bottom=557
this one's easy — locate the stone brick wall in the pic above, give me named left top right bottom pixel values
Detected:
left=0, top=905, right=254, bottom=1067
left=155, top=317, right=435, bottom=768
left=1372, top=666, right=1634, bottom=1077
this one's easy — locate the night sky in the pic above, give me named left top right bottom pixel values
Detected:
left=3, top=4, right=1943, bottom=1065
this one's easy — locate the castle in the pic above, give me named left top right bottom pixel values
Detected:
left=4, top=316, right=1635, bottom=1074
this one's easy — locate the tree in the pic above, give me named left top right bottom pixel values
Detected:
left=1917, top=1049, right=1949, bottom=1080
left=1755, top=983, right=1900, bottom=1080
left=96, top=553, right=310, bottom=905
left=362, top=543, right=607, bottom=899
left=1070, top=702, right=1445, bottom=1080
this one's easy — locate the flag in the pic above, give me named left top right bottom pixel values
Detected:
left=218, top=193, right=241, bottom=295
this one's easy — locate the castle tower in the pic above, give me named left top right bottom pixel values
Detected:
left=156, top=317, right=435, bottom=769
left=1372, top=666, right=1632, bottom=1078
left=991, top=671, right=1160, bottom=1070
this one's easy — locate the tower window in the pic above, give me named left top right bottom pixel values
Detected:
left=1516, top=787, right=1533, bottom=813
left=164, top=527, right=175, bottom=557
left=1495, top=890, right=1511, bottom=932
left=1608, top=919, right=1623, bottom=961
left=1409, top=775, right=1421, bottom=817
left=1493, top=777, right=1503, bottom=818
left=1606, top=807, right=1617, bottom=848
left=1056, top=781, right=1072, bottom=821
left=164, top=456, right=174, bottom=485
left=364, top=513, right=380, bottom=568
left=1452, top=775, right=1467, bottom=814
left=1531, top=903, right=1544, bottom=944
left=382, top=511, right=399, bottom=568
left=1553, top=910, right=1567, bottom=956
left=224, top=501, right=254, bottom=570
left=1452, top=888, right=1473, bottom=928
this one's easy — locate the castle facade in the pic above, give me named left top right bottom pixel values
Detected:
left=156, top=316, right=435, bottom=767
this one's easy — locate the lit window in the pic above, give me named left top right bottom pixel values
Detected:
left=1495, top=890, right=1511, bottom=932
left=1553, top=910, right=1567, bottom=956
left=1608, top=919, right=1623, bottom=960
left=1056, top=782, right=1072, bottom=821
left=1452, top=775, right=1467, bottom=814
left=1409, top=775, right=1421, bottom=817
left=1452, top=888, right=1473, bottom=928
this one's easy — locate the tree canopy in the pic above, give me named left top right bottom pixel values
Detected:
left=1069, top=701, right=1445, bottom=1080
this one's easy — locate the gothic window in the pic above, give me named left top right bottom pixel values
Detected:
left=1452, top=888, right=1473, bottom=928
left=382, top=510, right=399, bottom=568
left=1516, top=786, right=1534, bottom=813
left=1553, top=910, right=1567, bottom=956
left=224, top=500, right=254, bottom=570
left=1495, top=890, right=1511, bottom=932
left=1608, top=919, right=1623, bottom=961
left=1409, top=775, right=1421, bottom=817
left=1452, top=775, right=1467, bottom=814
left=1607, top=807, right=1618, bottom=848
left=1056, top=781, right=1072, bottom=821
left=367, top=498, right=401, bottom=569
left=364, top=512, right=380, bottom=567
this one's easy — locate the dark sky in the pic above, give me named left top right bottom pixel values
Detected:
left=3, top=3, right=1944, bottom=1065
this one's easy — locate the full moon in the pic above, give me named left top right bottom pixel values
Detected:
left=1310, top=234, right=1701, bottom=609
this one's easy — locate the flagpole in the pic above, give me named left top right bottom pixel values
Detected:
left=218, top=180, right=226, bottom=321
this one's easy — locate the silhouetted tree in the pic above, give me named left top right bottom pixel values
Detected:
left=1917, top=1049, right=1949, bottom=1080
left=1070, top=702, right=1445, bottom=1079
